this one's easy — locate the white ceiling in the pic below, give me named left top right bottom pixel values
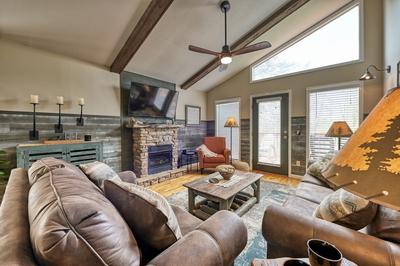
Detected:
left=0, top=0, right=352, bottom=92
left=0, top=0, right=151, bottom=66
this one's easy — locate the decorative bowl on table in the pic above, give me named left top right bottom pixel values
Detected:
left=215, top=164, right=235, bottom=180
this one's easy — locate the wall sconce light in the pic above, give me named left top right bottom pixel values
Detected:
left=54, top=96, right=64, bottom=133
left=359, top=64, right=391, bottom=81
left=29, top=95, right=39, bottom=140
left=76, top=98, right=85, bottom=126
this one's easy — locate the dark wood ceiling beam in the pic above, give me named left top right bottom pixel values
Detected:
left=110, top=0, right=174, bottom=73
left=181, top=0, right=310, bottom=90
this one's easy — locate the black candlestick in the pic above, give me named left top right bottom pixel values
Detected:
left=29, top=103, right=39, bottom=140
left=54, top=104, right=63, bottom=133
left=76, top=104, right=84, bottom=126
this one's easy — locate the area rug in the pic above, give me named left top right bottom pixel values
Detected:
left=166, top=180, right=296, bottom=265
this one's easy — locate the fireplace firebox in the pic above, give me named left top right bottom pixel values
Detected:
left=148, top=144, right=173, bottom=175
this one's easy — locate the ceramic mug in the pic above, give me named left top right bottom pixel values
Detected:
left=307, top=239, right=342, bottom=266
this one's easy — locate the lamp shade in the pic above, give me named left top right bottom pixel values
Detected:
left=359, top=70, right=376, bottom=81
left=224, top=117, right=239, bottom=128
left=325, top=121, right=353, bottom=137
left=323, top=87, right=400, bottom=210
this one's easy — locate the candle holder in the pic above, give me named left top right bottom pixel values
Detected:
left=29, top=103, right=39, bottom=140
left=76, top=104, right=84, bottom=126
left=54, top=103, right=64, bottom=133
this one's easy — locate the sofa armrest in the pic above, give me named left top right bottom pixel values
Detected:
left=262, top=205, right=400, bottom=266
left=223, top=149, right=231, bottom=164
left=0, top=169, right=38, bottom=266
left=118, top=171, right=137, bottom=184
left=147, top=211, right=247, bottom=266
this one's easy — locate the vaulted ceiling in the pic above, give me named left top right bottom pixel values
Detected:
left=0, top=0, right=351, bottom=91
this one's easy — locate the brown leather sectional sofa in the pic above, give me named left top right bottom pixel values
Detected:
left=262, top=174, right=400, bottom=266
left=0, top=158, right=247, bottom=266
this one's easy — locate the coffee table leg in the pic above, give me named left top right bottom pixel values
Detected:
left=219, top=199, right=229, bottom=210
left=255, top=179, right=261, bottom=203
left=188, top=189, right=195, bottom=214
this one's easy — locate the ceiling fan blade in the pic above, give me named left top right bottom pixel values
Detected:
left=231, top=41, right=271, bottom=56
left=188, top=45, right=220, bottom=56
left=219, top=63, right=228, bottom=72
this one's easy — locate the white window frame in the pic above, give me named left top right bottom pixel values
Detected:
left=306, top=81, right=364, bottom=166
left=215, top=97, right=241, bottom=160
left=250, top=0, right=364, bottom=83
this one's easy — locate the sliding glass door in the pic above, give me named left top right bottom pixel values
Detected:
left=216, top=100, right=240, bottom=160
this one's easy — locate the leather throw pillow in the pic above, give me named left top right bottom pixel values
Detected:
left=28, top=157, right=140, bottom=266
left=104, top=180, right=182, bottom=255
left=313, top=188, right=378, bottom=230
left=79, top=161, right=121, bottom=190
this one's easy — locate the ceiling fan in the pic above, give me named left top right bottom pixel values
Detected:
left=188, top=0, right=271, bottom=71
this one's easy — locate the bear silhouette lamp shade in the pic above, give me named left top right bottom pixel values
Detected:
left=323, top=87, right=400, bottom=210
left=326, top=121, right=353, bottom=150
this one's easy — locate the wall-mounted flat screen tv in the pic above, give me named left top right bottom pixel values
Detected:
left=128, top=82, right=179, bottom=119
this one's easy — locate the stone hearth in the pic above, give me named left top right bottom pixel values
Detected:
left=128, top=123, right=186, bottom=186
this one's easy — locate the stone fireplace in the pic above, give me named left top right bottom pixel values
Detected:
left=128, top=122, right=186, bottom=186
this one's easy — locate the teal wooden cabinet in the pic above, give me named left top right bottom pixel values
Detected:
left=16, top=142, right=103, bottom=169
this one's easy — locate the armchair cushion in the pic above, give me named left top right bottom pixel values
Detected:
left=368, top=206, right=400, bottom=243
left=204, top=137, right=226, bottom=154
left=203, top=154, right=226, bottom=163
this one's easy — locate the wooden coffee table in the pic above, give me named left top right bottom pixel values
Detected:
left=183, top=170, right=262, bottom=220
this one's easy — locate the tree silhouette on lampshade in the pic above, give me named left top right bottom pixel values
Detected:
left=323, top=87, right=400, bottom=210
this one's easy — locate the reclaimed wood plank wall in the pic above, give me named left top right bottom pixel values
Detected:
left=0, top=111, right=122, bottom=174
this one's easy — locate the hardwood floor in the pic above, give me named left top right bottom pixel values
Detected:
left=149, top=169, right=300, bottom=197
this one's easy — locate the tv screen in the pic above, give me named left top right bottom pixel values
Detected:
left=128, top=82, right=179, bottom=119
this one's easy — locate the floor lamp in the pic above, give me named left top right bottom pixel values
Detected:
left=326, top=121, right=353, bottom=150
left=224, top=117, right=239, bottom=164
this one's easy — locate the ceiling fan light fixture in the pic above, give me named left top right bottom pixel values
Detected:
left=220, top=56, right=232, bottom=65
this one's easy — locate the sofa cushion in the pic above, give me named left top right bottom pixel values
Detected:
left=284, top=195, right=319, bottom=217
left=295, top=182, right=334, bottom=204
left=314, top=189, right=378, bottom=230
left=203, top=154, right=226, bottom=163
left=104, top=180, right=182, bottom=256
left=28, top=157, right=140, bottom=266
left=171, top=205, right=202, bottom=236
left=79, top=161, right=121, bottom=190
left=301, top=174, right=328, bottom=187
left=367, top=206, right=400, bottom=243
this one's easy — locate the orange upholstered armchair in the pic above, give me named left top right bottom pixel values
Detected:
left=197, top=137, right=230, bottom=173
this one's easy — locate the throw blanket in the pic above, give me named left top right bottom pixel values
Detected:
left=196, top=144, right=218, bottom=158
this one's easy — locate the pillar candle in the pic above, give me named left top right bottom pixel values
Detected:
left=56, top=96, right=64, bottom=105
left=78, top=98, right=85, bottom=106
left=30, top=95, right=39, bottom=104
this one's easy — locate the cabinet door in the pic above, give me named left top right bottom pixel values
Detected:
left=67, top=144, right=99, bottom=166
